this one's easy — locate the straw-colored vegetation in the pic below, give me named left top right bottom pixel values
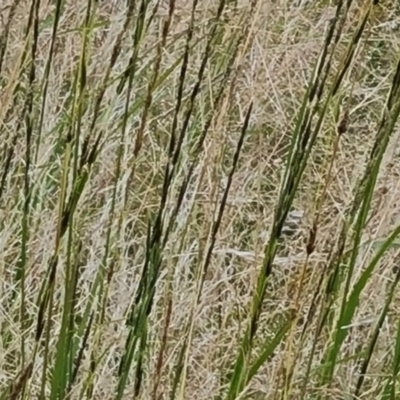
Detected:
left=1, top=0, right=400, bottom=399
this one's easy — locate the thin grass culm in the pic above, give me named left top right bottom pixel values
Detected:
left=1, top=1, right=400, bottom=399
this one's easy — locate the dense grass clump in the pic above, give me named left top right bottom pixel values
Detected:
left=1, top=0, right=400, bottom=399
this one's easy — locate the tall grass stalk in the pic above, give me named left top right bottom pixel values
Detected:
left=225, top=1, right=367, bottom=397
left=2, top=1, right=400, bottom=399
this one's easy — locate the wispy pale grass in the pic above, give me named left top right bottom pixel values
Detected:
left=1, top=1, right=400, bottom=399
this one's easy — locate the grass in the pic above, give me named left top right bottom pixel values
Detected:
left=1, top=0, right=400, bottom=399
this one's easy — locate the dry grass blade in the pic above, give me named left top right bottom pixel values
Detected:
left=1, top=1, right=400, bottom=399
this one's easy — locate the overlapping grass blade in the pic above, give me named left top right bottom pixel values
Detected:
left=320, top=52, right=400, bottom=386
left=225, top=1, right=364, bottom=397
